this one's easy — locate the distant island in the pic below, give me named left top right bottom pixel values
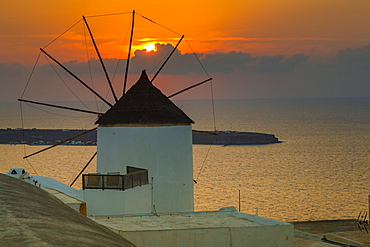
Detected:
left=0, top=128, right=280, bottom=146
left=192, top=130, right=280, bottom=145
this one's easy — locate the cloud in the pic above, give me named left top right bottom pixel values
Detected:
left=334, top=44, right=370, bottom=70
left=26, top=43, right=310, bottom=77
left=253, top=54, right=308, bottom=73
left=1, top=43, right=369, bottom=102
left=130, top=43, right=203, bottom=75
left=201, top=51, right=256, bottom=73
left=253, top=55, right=285, bottom=73
left=129, top=44, right=308, bottom=74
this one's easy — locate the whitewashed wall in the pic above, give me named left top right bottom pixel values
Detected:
left=97, top=125, right=194, bottom=213
left=81, top=185, right=152, bottom=215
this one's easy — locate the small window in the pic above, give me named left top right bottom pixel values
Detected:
left=11, top=170, right=17, bottom=174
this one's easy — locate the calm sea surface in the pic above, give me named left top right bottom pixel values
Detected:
left=0, top=98, right=369, bottom=222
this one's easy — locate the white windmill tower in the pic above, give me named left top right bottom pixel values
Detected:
left=95, top=70, right=194, bottom=213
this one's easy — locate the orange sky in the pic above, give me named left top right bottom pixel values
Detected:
left=1, top=0, right=370, bottom=64
left=1, top=0, right=370, bottom=101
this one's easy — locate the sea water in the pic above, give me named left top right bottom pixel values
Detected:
left=0, top=98, right=369, bottom=222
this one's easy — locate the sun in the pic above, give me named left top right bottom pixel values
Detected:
left=144, top=43, right=157, bottom=53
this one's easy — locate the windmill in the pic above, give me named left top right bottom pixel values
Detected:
left=18, top=10, right=213, bottom=215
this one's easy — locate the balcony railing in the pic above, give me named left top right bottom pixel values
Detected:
left=82, top=167, right=148, bottom=190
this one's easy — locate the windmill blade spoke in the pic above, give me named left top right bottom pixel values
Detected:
left=357, top=211, right=362, bottom=221
left=18, top=99, right=103, bottom=115
left=151, top=35, right=184, bottom=83
left=168, top=78, right=212, bottom=98
left=70, top=151, right=97, bottom=186
left=40, top=48, right=112, bottom=107
left=23, top=128, right=97, bottom=159
left=123, top=10, right=135, bottom=96
left=83, top=16, right=118, bottom=102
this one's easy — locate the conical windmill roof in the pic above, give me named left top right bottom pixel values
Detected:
left=96, top=70, right=194, bottom=126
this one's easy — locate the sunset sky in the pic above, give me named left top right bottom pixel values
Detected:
left=1, top=0, right=370, bottom=101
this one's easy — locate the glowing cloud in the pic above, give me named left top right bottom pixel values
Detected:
left=144, top=44, right=157, bottom=53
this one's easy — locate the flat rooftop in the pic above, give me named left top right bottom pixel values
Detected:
left=92, top=207, right=290, bottom=232
left=91, top=208, right=294, bottom=247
